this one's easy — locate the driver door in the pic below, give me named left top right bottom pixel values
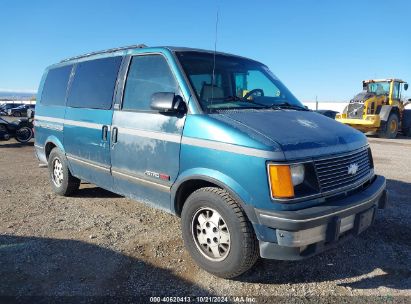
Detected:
left=111, top=53, right=186, bottom=210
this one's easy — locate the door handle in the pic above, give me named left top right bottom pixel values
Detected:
left=102, top=125, right=108, bottom=141
left=112, top=127, right=118, bottom=143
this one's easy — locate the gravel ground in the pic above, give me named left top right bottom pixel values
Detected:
left=0, top=128, right=410, bottom=302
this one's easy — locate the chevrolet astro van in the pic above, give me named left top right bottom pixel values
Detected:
left=35, top=45, right=387, bottom=278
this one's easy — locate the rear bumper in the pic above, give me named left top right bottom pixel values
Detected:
left=255, top=175, right=387, bottom=260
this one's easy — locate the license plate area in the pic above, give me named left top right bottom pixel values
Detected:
left=354, top=207, right=375, bottom=235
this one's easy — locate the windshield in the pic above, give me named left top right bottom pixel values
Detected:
left=176, top=52, right=304, bottom=112
left=367, top=82, right=390, bottom=95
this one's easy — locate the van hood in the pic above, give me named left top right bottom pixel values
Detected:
left=217, top=110, right=368, bottom=160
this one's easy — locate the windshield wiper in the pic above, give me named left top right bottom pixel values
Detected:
left=271, top=102, right=309, bottom=111
left=221, top=96, right=270, bottom=108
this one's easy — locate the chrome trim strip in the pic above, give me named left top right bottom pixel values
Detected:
left=35, top=120, right=64, bottom=131
left=117, top=127, right=181, bottom=143
left=35, top=115, right=64, bottom=124
left=66, top=154, right=110, bottom=172
left=35, top=115, right=105, bottom=130
left=64, top=119, right=105, bottom=130
left=111, top=169, right=170, bottom=192
left=181, top=136, right=279, bottom=158
left=34, top=144, right=43, bottom=149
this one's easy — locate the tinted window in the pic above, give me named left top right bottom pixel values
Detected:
left=41, top=65, right=72, bottom=106
left=67, top=56, right=122, bottom=109
left=122, top=55, right=178, bottom=111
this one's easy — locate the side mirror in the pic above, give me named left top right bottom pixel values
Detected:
left=150, top=92, right=186, bottom=114
left=404, top=83, right=408, bottom=91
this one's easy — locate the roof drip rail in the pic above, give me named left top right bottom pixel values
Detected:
left=60, top=44, right=147, bottom=62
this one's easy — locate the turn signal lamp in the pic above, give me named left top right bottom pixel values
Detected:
left=268, top=165, right=295, bottom=199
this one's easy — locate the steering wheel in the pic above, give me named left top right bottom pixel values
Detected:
left=243, top=89, right=264, bottom=100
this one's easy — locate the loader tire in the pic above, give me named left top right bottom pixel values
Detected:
left=378, top=113, right=399, bottom=139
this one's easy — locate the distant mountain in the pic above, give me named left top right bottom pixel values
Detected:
left=0, top=91, right=36, bottom=100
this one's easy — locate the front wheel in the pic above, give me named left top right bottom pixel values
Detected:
left=378, top=113, right=399, bottom=139
left=15, top=126, right=33, bottom=143
left=13, top=112, right=21, bottom=117
left=181, top=187, right=259, bottom=278
left=48, top=148, right=80, bottom=196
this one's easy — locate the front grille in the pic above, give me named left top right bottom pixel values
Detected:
left=314, top=149, right=371, bottom=193
left=347, top=103, right=364, bottom=119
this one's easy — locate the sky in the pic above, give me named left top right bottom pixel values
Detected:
left=0, top=0, right=410, bottom=101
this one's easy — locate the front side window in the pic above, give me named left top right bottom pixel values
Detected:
left=41, top=65, right=73, bottom=106
left=122, top=55, right=179, bottom=111
left=176, top=51, right=304, bottom=112
left=67, top=56, right=122, bottom=110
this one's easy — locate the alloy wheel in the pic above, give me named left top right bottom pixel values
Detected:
left=191, top=207, right=231, bottom=261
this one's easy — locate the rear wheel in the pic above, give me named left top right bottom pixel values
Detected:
left=48, top=147, right=80, bottom=196
left=378, top=113, right=399, bottom=139
left=13, top=112, right=21, bottom=117
left=181, top=187, right=259, bottom=278
left=15, top=126, right=33, bottom=143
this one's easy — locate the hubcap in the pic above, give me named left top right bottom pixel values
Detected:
left=192, top=207, right=230, bottom=261
left=52, top=158, right=64, bottom=187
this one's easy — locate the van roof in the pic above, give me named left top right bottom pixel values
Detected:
left=59, top=44, right=260, bottom=65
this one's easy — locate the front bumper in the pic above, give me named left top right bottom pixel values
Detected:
left=255, top=175, right=387, bottom=260
left=335, top=116, right=381, bottom=130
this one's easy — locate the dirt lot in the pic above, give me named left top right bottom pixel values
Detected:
left=0, top=128, right=410, bottom=302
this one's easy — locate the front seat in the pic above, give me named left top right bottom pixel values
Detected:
left=375, top=84, right=385, bottom=96
left=200, top=84, right=225, bottom=101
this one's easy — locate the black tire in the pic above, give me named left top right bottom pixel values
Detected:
left=0, top=125, right=10, bottom=140
left=181, top=187, right=259, bottom=278
left=378, top=113, right=399, bottom=139
left=402, top=127, right=411, bottom=137
left=15, top=127, right=33, bottom=143
left=13, top=112, right=21, bottom=117
left=48, top=148, right=80, bottom=196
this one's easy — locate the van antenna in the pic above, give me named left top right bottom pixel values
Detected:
left=211, top=5, right=219, bottom=105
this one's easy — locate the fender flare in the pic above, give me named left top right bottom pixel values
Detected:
left=378, top=105, right=399, bottom=122
left=171, top=168, right=259, bottom=224
left=44, top=135, right=65, bottom=158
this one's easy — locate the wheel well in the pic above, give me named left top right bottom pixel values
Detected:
left=174, top=179, right=217, bottom=216
left=45, top=142, right=56, bottom=160
left=390, top=107, right=400, bottom=118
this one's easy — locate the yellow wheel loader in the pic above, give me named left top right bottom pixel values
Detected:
left=336, top=79, right=411, bottom=138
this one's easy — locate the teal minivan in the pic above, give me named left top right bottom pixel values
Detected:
left=35, top=45, right=387, bottom=278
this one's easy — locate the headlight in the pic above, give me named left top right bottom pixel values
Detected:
left=290, top=164, right=305, bottom=186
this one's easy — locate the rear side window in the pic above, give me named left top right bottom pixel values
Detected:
left=122, top=55, right=178, bottom=111
left=67, top=56, right=122, bottom=110
left=41, top=65, right=73, bottom=106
